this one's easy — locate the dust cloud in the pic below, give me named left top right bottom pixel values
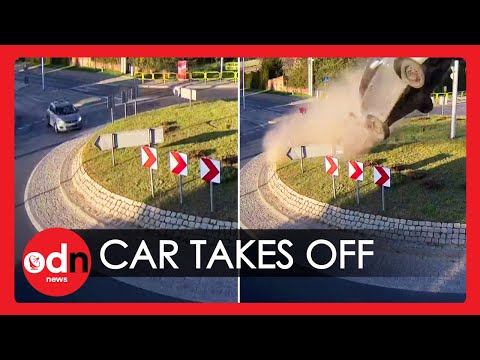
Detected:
left=262, top=66, right=381, bottom=163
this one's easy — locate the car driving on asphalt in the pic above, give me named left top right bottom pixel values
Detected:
left=46, top=100, right=83, bottom=133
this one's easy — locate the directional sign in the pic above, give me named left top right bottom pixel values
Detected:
left=200, top=157, right=220, bottom=183
left=180, top=87, right=197, bottom=101
left=286, top=146, right=305, bottom=160
left=348, top=160, right=364, bottom=181
left=324, top=156, right=339, bottom=176
left=286, top=144, right=336, bottom=160
left=374, top=165, right=391, bottom=187
left=169, top=151, right=188, bottom=176
left=94, top=127, right=164, bottom=151
left=141, top=146, right=158, bottom=170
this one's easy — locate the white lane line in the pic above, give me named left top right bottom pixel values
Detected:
left=24, top=150, right=52, bottom=232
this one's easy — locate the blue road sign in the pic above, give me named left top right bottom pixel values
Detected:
left=323, top=76, right=330, bottom=83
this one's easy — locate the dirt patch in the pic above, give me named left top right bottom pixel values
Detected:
left=222, top=155, right=238, bottom=166
left=403, top=170, right=428, bottom=180
left=164, top=125, right=180, bottom=134
left=421, top=179, right=445, bottom=191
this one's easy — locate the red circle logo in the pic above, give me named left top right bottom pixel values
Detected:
left=22, top=228, right=91, bottom=297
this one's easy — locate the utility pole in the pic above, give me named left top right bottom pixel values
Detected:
left=41, top=57, right=45, bottom=90
left=220, top=57, right=223, bottom=77
left=307, top=57, right=314, bottom=97
left=242, top=57, right=245, bottom=110
left=450, top=59, right=459, bottom=139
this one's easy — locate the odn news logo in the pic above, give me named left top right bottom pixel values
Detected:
left=22, top=228, right=91, bottom=297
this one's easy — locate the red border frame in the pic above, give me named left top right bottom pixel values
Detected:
left=1, top=45, right=475, bottom=315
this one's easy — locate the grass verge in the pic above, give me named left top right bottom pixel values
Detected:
left=82, top=100, right=238, bottom=222
left=277, top=116, right=466, bottom=223
left=69, top=66, right=124, bottom=76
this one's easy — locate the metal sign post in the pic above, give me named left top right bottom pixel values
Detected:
left=200, top=157, right=220, bottom=212
left=121, top=90, right=127, bottom=119
left=169, top=151, right=188, bottom=205
left=210, top=182, right=214, bottom=212
left=179, top=176, right=183, bottom=204
left=331, top=145, right=336, bottom=199
left=451, top=59, right=459, bottom=139
left=148, top=129, right=155, bottom=198
left=355, top=181, right=359, bottom=205
left=332, top=174, right=336, bottom=199
left=382, top=186, right=385, bottom=212
left=300, top=146, right=305, bottom=174
left=107, top=95, right=114, bottom=124
left=373, top=165, right=391, bottom=212
left=131, top=87, right=138, bottom=116
left=111, top=133, right=115, bottom=166
left=348, top=160, right=364, bottom=205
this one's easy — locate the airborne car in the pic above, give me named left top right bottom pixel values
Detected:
left=359, top=57, right=452, bottom=139
left=46, top=100, right=83, bottom=133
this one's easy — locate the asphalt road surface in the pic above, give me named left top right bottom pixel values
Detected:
left=239, top=92, right=466, bottom=302
left=15, top=68, right=193, bottom=302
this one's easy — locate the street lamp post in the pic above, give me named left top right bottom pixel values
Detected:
left=41, top=57, right=45, bottom=90
left=307, top=57, right=314, bottom=97
left=450, top=59, right=459, bottom=139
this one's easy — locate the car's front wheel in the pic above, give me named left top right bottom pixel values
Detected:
left=53, top=122, right=58, bottom=133
left=366, top=114, right=390, bottom=141
left=399, top=58, right=425, bottom=89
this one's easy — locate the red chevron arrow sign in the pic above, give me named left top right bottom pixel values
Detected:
left=169, top=151, right=188, bottom=176
left=200, top=157, right=220, bottom=183
left=348, top=160, right=364, bottom=181
left=374, top=165, right=391, bottom=187
left=141, top=146, right=158, bottom=170
left=324, top=156, right=339, bottom=176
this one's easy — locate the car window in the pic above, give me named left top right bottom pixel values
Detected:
left=55, top=105, right=77, bottom=115
left=49, top=104, right=54, bottom=112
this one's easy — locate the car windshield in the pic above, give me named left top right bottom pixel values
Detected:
left=56, top=105, right=77, bottom=115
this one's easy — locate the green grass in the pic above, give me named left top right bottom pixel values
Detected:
left=69, top=66, right=124, bottom=76
left=265, top=90, right=310, bottom=98
left=244, top=89, right=310, bottom=98
left=82, top=100, right=238, bottom=222
left=277, top=116, right=466, bottom=223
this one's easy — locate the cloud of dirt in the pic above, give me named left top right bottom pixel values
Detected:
left=262, top=66, right=381, bottom=163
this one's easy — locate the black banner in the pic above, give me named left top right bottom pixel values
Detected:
left=73, top=229, right=457, bottom=278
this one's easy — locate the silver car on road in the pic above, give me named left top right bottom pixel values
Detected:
left=46, top=100, right=83, bottom=133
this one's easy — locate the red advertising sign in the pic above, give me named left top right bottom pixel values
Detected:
left=178, top=60, right=188, bottom=80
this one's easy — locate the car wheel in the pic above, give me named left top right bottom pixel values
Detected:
left=46, top=115, right=50, bottom=127
left=399, top=59, right=425, bottom=89
left=366, top=115, right=390, bottom=141
left=53, top=122, right=58, bottom=133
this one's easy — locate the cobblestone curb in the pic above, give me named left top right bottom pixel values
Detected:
left=71, top=144, right=238, bottom=232
left=266, top=162, right=466, bottom=246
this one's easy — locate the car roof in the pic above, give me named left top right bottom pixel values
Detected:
left=51, top=100, right=73, bottom=107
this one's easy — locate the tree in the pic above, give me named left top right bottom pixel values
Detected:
left=285, top=58, right=308, bottom=88
left=313, top=58, right=362, bottom=86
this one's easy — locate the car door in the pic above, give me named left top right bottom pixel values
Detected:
left=47, top=104, right=54, bottom=126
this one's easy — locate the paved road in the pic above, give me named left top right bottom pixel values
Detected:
left=239, top=92, right=466, bottom=302
left=14, top=68, right=193, bottom=302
